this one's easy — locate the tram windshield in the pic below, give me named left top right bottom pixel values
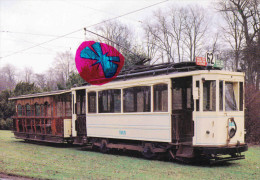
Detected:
left=225, top=82, right=238, bottom=111
left=203, top=80, right=216, bottom=111
left=200, top=80, right=242, bottom=112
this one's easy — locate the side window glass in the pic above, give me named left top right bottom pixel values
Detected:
left=239, top=82, right=243, bottom=111
left=17, top=104, right=22, bottom=116
left=196, top=81, right=200, bottom=111
left=123, top=86, right=151, bottom=112
left=203, top=80, right=216, bottom=111
left=35, top=103, right=41, bottom=116
left=225, top=82, right=238, bottom=111
left=98, top=89, right=121, bottom=113
left=154, top=84, right=168, bottom=112
left=26, top=104, right=31, bottom=116
left=88, top=92, right=96, bottom=113
left=219, top=81, right=223, bottom=111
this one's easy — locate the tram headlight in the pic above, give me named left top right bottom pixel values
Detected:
left=228, top=118, right=237, bottom=138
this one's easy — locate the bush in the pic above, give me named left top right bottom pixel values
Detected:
left=0, top=118, right=13, bottom=130
left=0, top=119, right=7, bottom=130
left=245, top=85, right=260, bottom=144
left=6, top=118, right=13, bottom=130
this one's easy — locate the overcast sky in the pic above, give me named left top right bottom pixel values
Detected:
left=0, top=0, right=216, bottom=74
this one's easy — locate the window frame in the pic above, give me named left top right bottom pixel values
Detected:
left=225, top=81, right=239, bottom=111
left=202, top=80, right=216, bottom=112
left=88, top=91, right=97, bottom=114
left=123, top=86, right=151, bottom=113
left=153, top=83, right=168, bottom=112
left=26, top=104, right=31, bottom=116
left=98, top=89, right=121, bottom=113
left=17, top=104, right=22, bottom=116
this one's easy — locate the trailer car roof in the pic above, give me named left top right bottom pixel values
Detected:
left=9, top=89, right=71, bottom=100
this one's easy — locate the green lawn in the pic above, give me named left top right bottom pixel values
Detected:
left=0, top=130, right=259, bottom=180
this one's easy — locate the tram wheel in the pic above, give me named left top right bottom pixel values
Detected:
left=100, top=139, right=109, bottom=153
left=142, top=143, right=156, bottom=159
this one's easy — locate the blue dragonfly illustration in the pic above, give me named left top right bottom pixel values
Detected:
left=80, top=42, right=120, bottom=78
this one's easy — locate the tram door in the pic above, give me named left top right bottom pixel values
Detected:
left=75, top=89, right=87, bottom=138
left=172, top=77, right=194, bottom=143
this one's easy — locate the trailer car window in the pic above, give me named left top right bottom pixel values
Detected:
left=154, top=84, right=168, bottom=112
left=17, top=104, right=22, bottom=116
left=35, top=103, right=41, bottom=116
left=41, top=105, right=44, bottom=116
left=26, top=104, right=31, bottom=116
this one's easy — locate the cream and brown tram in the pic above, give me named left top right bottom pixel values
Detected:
left=11, top=62, right=248, bottom=163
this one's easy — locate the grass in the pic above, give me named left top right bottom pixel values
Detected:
left=0, top=130, right=259, bottom=180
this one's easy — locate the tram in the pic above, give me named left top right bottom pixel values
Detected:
left=10, top=62, right=248, bottom=163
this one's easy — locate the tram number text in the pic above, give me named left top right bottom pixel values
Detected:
left=119, top=130, right=126, bottom=135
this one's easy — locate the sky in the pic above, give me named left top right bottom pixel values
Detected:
left=0, top=0, right=216, bottom=74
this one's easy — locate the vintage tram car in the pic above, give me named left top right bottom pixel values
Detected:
left=10, top=62, right=248, bottom=163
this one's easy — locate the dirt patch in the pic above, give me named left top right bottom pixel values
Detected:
left=0, top=173, right=34, bottom=180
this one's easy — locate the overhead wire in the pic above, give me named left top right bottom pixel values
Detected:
left=0, top=0, right=169, bottom=59
left=0, top=30, right=82, bottom=39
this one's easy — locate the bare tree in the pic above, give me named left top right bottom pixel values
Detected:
left=95, top=20, right=148, bottom=67
left=169, top=7, right=186, bottom=62
left=23, top=67, right=34, bottom=83
left=0, top=64, right=16, bottom=90
left=45, top=67, right=58, bottom=90
left=34, top=73, right=46, bottom=90
left=182, top=6, right=208, bottom=61
left=142, top=6, right=209, bottom=63
left=54, top=51, right=75, bottom=88
left=218, top=0, right=260, bottom=86
left=149, top=9, right=175, bottom=63
left=143, top=23, right=158, bottom=63
left=95, top=20, right=132, bottom=53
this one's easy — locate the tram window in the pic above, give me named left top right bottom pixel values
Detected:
left=219, top=81, right=223, bottom=111
left=17, top=104, right=22, bottom=116
left=88, top=92, right=96, bottom=113
left=187, top=87, right=192, bottom=109
left=76, top=90, right=86, bottom=115
left=154, top=84, right=168, bottom=112
left=35, top=103, right=41, bottom=116
left=99, top=89, right=121, bottom=113
left=225, top=82, right=237, bottom=111
left=172, top=88, right=182, bottom=110
left=239, top=82, right=243, bottom=111
left=124, top=86, right=151, bottom=112
left=203, top=80, right=216, bottom=111
left=196, top=80, right=200, bottom=111
left=172, top=77, right=192, bottom=111
left=26, top=104, right=31, bottom=116
left=124, top=89, right=134, bottom=112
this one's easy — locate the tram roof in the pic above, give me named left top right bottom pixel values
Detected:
left=79, top=61, right=223, bottom=86
left=9, top=62, right=243, bottom=100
